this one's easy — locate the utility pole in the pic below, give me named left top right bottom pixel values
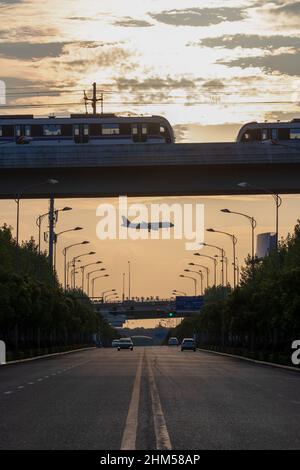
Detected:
left=48, top=197, right=55, bottom=269
left=84, top=82, right=103, bottom=115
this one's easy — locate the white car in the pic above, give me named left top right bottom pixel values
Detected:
left=112, top=339, right=120, bottom=348
left=117, top=338, right=134, bottom=351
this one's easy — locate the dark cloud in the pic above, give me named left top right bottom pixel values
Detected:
left=202, top=79, right=225, bottom=89
left=0, top=26, right=59, bottom=40
left=149, top=7, right=246, bottom=27
left=113, top=17, right=153, bottom=27
left=115, top=76, right=198, bottom=91
left=0, top=42, right=65, bottom=60
left=63, top=47, right=132, bottom=71
left=66, top=17, right=95, bottom=21
left=196, top=34, right=300, bottom=50
left=220, top=52, right=300, bottom=76
left=269, top=1, right=300, bottom=17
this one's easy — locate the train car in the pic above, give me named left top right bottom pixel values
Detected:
left=236, top=119, right=300, bottom=143
left=0, top=113, right=175, bottom=145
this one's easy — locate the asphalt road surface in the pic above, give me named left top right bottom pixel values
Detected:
left=0, top=347, right=299, bottom=450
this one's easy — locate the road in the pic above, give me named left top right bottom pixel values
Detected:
left=0, top=347, right=299, bottom=450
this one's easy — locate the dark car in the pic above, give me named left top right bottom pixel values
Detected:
left=181, top=338, right=196, bottom=352
left=168, top=337, right=179, bottom=346
left=117, top=338, right=134, bottom=351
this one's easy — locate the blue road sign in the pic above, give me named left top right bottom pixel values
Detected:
left=175, top=296, right=204, bottom=311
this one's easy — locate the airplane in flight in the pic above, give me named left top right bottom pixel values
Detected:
left=121, top=216, right=174, bottom=233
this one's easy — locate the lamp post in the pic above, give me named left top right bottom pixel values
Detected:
left=54, top=226, right=82, bottom=269
left=80, top=261, right=102, bottom=292
left=122, top=272, right=125, bottom=302
left=193, top=252, right=216, bottom=286
left=221, top=208, right=257, bottom=263
left=102, top=289, right=116, bottom=303
left=215, top=255, right=228, bottom=285
left=184, top=269, right=203, bottom=294
left=91, top=274, right=109, bottom=298
left=238, top=182, right=282, bottom=249
left=128, top=261, right=131, bottom=300
left=87, top=268, right=106, bottom=297
left=15, top=179, right=58, bottom=246
left=188, top=263, right=209, bottom=289
left=105, top=292, right=118, bottom=302
left=172, top=289, right=187, bottom=296
left=179, top=274, right=197, bottom=296
left=207, top=228, right=238, bottom=288
left=199, top=242, right=225, bottom=286
left=62, top=240, right=89, bottom=290
left=71, top=251, right=96, bottom=288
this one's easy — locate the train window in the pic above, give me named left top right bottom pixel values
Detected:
left=262, top=129, right=268, bottom=140
left=61, top=124, right=73, bottom=136
left=142, top=124, right=147, bottom=135
left=102, top=124, right=119, bottom=135
left=83, top=124, right=89, bottom=136
left=31, top=125, right=43, bottom=137
left=131, top=124, right=138, bottom=135
left=148, top=123, right=159, bottom=134
left=242, top=132, right=250, bottom=141
left=15, top=125, right=21, bottom=137
left=25, top=125, right=31, bottom=137
left=160, top=126, right=165, bottom=134
left=271, top=129, right=278, bottom=140
left=290, top=129, right=300, bottom=139
left=74, top=125, right=80, bottom=136
left=43, top=124, right=61, bottom=136
left=278, top=128, right=290, bottom=140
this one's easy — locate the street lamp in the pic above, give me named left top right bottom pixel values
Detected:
left=71, top=251, right=96, bottom=289
left=87, top=268, right=106, bottom=296
left=62, top=241, right=89, bottom=290
left=105, top=292, right=118, bottom=302
left=91, top=274, right=109, bottom=298
left=54, top=226, right=82, bottom=269
left=193, top=253, right=218, bottom=286
left=215, top=255, right=228, bottom=285
left=199, top=242, right=225, bottom=286
left=221, top=208, right=257, bottom=263
left=207, top=228, right=238, bottom=288
left=179, top=274, right=197, bottom=296
left=16, top=179, right=58, bottom=245
left=102, top=289, right=116, bottom=303
left=188, top=263, right=210, bottom=289
left=80, top=261, right=102, bottom=292
left=184, top=269, right=204, bottom=294
left=172, top=289, right=187, bottom=296
left=238, top=181, right=282, bottom=249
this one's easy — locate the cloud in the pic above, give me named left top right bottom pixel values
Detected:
left=0, top=42, right=66, bottom=60
left=115, top=76, right=198, bottom=91
left=269, top=1, right=300, bottom=17
left=149, top=7, right=246, bottom=27
left=61, top=45, right=133, bottom=72
left=0, top=26, right=59, bottom=41
left=202, top=79, right=225, bottom=89
left=113, top=17, right=153, bottom=28
left=195, top=34, right=300, bottom=50
left=220, top=52, right=300, bottom=76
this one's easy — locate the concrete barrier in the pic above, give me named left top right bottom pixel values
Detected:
left=0, top=340, right=6, bottom=364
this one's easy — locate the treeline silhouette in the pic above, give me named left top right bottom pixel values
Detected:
left=0, top=225, right=117, bottom=360
left=169, top=221, right=300, bottom=366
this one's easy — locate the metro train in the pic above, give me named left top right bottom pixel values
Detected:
left=236, top=119, right=300, bottom=143
left=0, top=113, right=175, bottom=145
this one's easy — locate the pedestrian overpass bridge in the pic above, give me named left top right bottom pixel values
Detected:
left=0, top=142, right=300, bottom=198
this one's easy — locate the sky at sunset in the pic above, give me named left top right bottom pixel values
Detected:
left=0, top=0, right=300, bottom=304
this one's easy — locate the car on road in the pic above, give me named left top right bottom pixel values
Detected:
left=111, top=339, right=119, bottom=348
left=168, top=337, right=179, bottom=346
left=117, top=338, right=134, bottom=351
left=181, top=338, right=196, bottom=352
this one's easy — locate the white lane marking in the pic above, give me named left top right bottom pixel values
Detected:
left=37, top=378, right=43, bottom=382
left=120, top=351, right=144, bottom=450
left=44, top=376, right=49, bottom=379
left=147, top=355, right=172, bottom=450
left=4, top=391, right=12, bottom=395
left=17, top=385, right=24, bottom=389
left=27, top=382, right=35, bottom=385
